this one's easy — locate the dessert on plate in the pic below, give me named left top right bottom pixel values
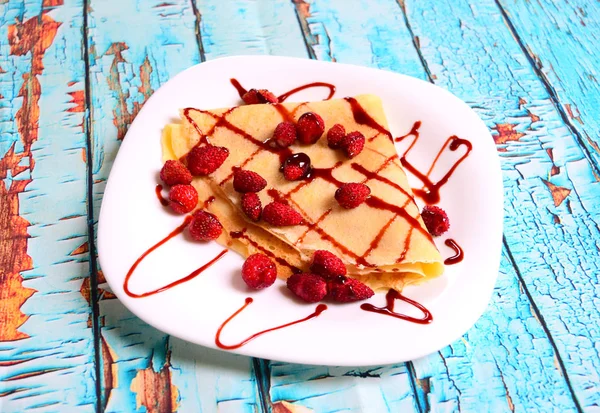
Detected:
left=160, top=93, right=444, bottom=293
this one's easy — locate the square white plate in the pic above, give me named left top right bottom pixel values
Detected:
left=98, top=55, right=503, bottom=366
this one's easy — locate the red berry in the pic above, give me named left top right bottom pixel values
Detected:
left=273, top=121, right=297, bottom=148
left=233, top=169, right=267, bottom=193
left=296, top=112, right=325, bottom=144
left=327, top=124, right=346, bottom=149
left=187, top=145, right=229, bottom=176
left=241, top=193, right=262, bottom=222
left=241, top=254, right=277, bottom=289
left=421, top=205, right=450, bottom=237
left=326, top=276, right=374, bottom=303
left=287, top=273, right=327, bottom=303
left=168, top=184, right=198, bottom=214
left=263, top=202, right=304, bottom=226
left=341, top=131, right=365, bottom=158
left=160, top=160, right=192, bottom=186
left=310, top=250, right=347, bottom=279
left=335, top=183, right=370, bottom=209
left=242, top=89, right=279, bottom=105
left=188, top=210, right=223, bottom=241
left=280, top=153, right=311, bottom=181
left=282, top=165, right=305, bottom=181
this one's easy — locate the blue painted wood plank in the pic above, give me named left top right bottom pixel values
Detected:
left=0, top=0, right=95, bottom=412
left=86, top=0, right=269, bottom=411
left=496, top=0, right=600, bottom=171
left=196, top=0, right=307, bottom=60
left=293, top=0, right=586, bottom=411
left=403, top=0, right=599, bottom=409
left=268, top=362, right=419, bottom=412
left=412, top=250, right=575, bottom=412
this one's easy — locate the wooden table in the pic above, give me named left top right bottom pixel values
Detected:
left=1, top=0, right=598, bottom=412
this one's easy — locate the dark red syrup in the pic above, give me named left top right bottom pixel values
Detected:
left=124, top=216, right=228, bottom=298
left=444, top=239, right=464, bottom=265
left=280, top=153, right=312, bottom=179
left=344, top=97, right=393, bottom=141
left=229, top=78, right=335, bottom=102
left=215, top=298, right=327, bottom=350
left=155, top=184, right=169, bottom=206
left=360, top=289, right=433, bottom=324
left=230, top=229, right=302, bottom=273
left=396, top=122, right=472, bottom=204
left=278, top=82, right=336, bottom=102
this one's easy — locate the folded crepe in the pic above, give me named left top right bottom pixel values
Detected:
left=161, top=95, right=443, bottom=291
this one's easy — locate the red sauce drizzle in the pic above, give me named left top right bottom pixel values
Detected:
left=396, top=122, right=473, bottom=204
left=230, top=78, right=335, bottom=102
left=230, top=78, right=247, bottom=97
left=444, top=238, right=464, bottom=265
left=215, top=298, right=328, bottom=350
left=203, top=196, right=216, bottom=209
left=277, top=82, right=336, bottom=102
left=124, top=216, right=228, bottom=298
left=350, top=162, right=413, bottom=200
left=360, top=289, right=432, bottom=324
left=395, top=121, right=421, bottom=143
left=344, top=97, right=393, bottom=141
left=155, top=184, right=169, bottom=206
left=182, top=107, right=293, bottom=164
left=273, top=104, right=295, bottom=123
left=230, top=229, right=301, bottom=273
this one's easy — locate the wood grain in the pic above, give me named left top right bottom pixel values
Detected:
left=496, top=0, right=600, bottom=172
left=1, top=0, right=597, bottom=411
left=403, top=0, right=598, bottom=409
left=290, top=0, right=589, bottom=411
left=0, top=0, right=96, bottom=411
left=85, top=0, right=267, bottom=411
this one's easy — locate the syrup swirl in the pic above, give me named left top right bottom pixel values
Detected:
left=230, top=229, right=302, bottom=273
left=155, top=184, right=169, bottom=206
left=345, top=97, right=393, bottom=141
left=124, top=216, right=228, bottom=298
left=360, top=289, right=433, bottom=324
left=396, top=122, right=473, bottom=204
left=444, top=239, right=464, bottom=265
left=215, top=298, right=328, bottom=349
left=229, top=78, right=336, bottom=102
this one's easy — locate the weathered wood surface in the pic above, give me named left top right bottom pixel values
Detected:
left=0, top=0, right=598, bottom=412
left=0, top=1, right=96, bottom=412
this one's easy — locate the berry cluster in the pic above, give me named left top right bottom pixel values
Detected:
left=241, top=249, right=374, bottom=303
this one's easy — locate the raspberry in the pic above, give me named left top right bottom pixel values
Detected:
left=273, top=121, right=297, bottom=148
left=168, top=184, right=198, bottom=214
left=188, top=210, right=223, bottom=241
left=421, top=205, right=450, bottom=237
left=233, top=169, right=267, bottom=193
left=296, top=112, right=325, bottom=144
left=242, top=89, right=279, bottom=105
left=160, top=160, right=192, bottom=186
left=327, top=124, right=346, bottom=149
left=241, top=193, right=262, bottom=222
left=263, top=202, right=304, bottom=226
left=326, top=276, right=374, bottom=303
left=187, top=145, right=229, bottom=176
left=341, top=131, right=365, bottom=158
left=286, top=273, right=327, bottom=303
left=282, top=164, right=306, bottom=181
left=241, top=254, right=277, bottom=289
left=335, top=183, right=370, bottom=209
left=310, top=250, right=347, bottom=279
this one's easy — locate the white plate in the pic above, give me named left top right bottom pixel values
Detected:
left=98, top=56, right=503, bottom=366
